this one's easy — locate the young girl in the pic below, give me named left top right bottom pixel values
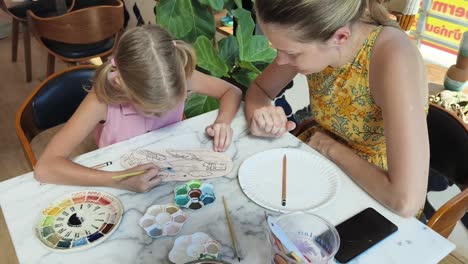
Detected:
left=245, top=0, right=429, bottom=217
left=34, top=25, right=242, bottom=192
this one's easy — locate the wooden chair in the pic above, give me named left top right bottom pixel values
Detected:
left=27, top=0, right=124, bottom=77
left=15, top=65, right=97, bottom=169
left=427, top=188, right=468, bottom=238
left=385, top=0, right=420, bottom=31
left=0, top=0, right=74, bottom=82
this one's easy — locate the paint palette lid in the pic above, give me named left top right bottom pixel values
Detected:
left=168, top=232, right=221, bottom=264
left=238, top=148, right=341, bottom=213
left=35, top=190, right=123, bottom=252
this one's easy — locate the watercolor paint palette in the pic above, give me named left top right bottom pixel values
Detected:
left=168, top=232, right=221, bottom=264
left=35, top=190, right=123, bottom=252
left=174, top=180, right=216, bottom=210
left=139, top=203, right=188, bottom=238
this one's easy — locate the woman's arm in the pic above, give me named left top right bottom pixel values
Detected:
left=34, top=93, right=163, bottom=192
left=244, top=60, right=298, bottom=137
left=311, top=28, right=429, bottom=217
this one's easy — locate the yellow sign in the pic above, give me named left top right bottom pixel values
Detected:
left=411, top=0, right=468, bottom=54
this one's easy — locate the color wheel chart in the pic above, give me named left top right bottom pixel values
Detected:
left=35, top=190, right=123, bottom=252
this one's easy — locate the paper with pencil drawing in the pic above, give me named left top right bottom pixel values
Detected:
left=120, top=149, right=233, bottom=182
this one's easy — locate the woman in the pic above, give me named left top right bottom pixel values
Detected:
left=245, top=0, right=429, bottom=217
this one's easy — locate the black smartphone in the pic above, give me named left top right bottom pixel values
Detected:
left=334, top=207, right=398, bottom=263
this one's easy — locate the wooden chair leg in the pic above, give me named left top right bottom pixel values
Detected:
left=11, top=18, right=19, bottom=62
left=22, top=23, right=32, bottom=82
left=47, top=54, right=55, bottom=77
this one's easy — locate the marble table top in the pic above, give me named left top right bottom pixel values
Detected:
left=0, top=108, right=455, bottom=264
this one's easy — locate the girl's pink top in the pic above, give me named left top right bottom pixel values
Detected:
left=95, top=102, right=184, bottom=148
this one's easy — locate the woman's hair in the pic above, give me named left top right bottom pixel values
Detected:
left=255, top=0, right=398, bottom=42
left=94, top=25, right=196, bottom=114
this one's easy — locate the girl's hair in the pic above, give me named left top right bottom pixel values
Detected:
left=255, top=0, right=398, bottom=42
left=93, top=25, right=196, bottom=114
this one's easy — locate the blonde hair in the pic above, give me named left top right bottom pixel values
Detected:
left=255, top=0, right=398, bottom=42
left=94, top=25, right=196, bottom=114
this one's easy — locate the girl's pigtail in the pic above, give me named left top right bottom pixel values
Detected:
left=174, top=40, right=196, bottom=78
left=93, top=62, right=114, bottom=103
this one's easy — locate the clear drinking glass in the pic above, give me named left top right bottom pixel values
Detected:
left=267, top=212, right=340, bottom=264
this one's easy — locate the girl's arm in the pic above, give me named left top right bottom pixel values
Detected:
left=190, top=70, right=242, bottom=125
left=244, top=60, right=298, bottom=137
left=189, top=70, right=242, bottom=151
left=310, top=27, right=429, bottom=217
left=34, top=93, right=163, bottom=192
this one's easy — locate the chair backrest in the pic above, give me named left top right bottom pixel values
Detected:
left=27, top=0, right=123, bottom=44
left=1, top=0, right=75, bottom=21
left=15, top=65, right=97, bottom=168
left=427, top=188, right=468, bottom=238
left=427, top=103, right=468, bottom=186
left=426, top=103, right=468, bottom=238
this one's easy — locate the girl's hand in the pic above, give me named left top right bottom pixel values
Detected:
left=306, top=131, right=339, bottom=159
left=205, top=123, right=233, bottom=152
left=250, top=106, right=296, bottom=138
left=113, top=163, right=163, bottom=192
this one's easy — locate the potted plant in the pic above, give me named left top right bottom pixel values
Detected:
left=155, top=0, right=276, bottom=117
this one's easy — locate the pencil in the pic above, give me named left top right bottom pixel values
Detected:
left=112, top=170, right=146, bottom=180
left=92, top=161, right=112, bottom=169
left=282, top=154, right=287, bottom=206
left=222, top=196, right=241, bottom=262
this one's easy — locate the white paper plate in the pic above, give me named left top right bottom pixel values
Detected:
left=238, top=148, right=342, bottom=213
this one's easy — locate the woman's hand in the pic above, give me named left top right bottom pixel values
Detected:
left=250, top=106, right=296, bottom=138
left=306, top=131, right=339, bottom=159
left=113, top=163, right=163, bottom=192
left=206, top=123, right=233, bottom=152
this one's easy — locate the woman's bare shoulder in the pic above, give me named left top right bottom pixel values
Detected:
left=373, top=26, right=421, bottom=62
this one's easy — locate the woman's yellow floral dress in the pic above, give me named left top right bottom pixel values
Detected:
left=298, top=26, right=389, bottom=169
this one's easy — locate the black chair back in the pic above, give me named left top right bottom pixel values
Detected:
left=427, top=103, right=468, bottom=186
left=16, top=65, right=97, bottom=167
left=32, top=67, right=94, bottom=130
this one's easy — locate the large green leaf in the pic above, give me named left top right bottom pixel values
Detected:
left=231, top=8, right=254, bottom=59
left=231, top=8, right=276, bottom=63
left=243, top=35, right=276, bottom=63
left=199, top=0, right=224, bottom=11
left=239, top=61, right=260, bottom=74
left=194, top=36, right=229, bottom=78
left=184, top=93, right=220, bottom=118
left=218, top=36, right=239, bottom=70
left=231, top=68, right=258, bottom=89
left=233, top=0, right=242, bottom=8
left=156, top=0, right=215, bottom=43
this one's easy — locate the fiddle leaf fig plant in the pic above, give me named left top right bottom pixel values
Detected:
left=155, top=0, right=276, bottom=118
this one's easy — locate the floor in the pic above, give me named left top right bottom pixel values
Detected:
left=0, top=12, right=466, bottom=263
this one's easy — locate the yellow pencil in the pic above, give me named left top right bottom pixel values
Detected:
left=222, top=196, right=241, bottom=262
left=111, top=170, right=146, bottom=180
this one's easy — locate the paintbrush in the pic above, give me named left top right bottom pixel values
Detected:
left=222, top=196, right=241, bottom=262
left=111, top=167, right=174, bottom=180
